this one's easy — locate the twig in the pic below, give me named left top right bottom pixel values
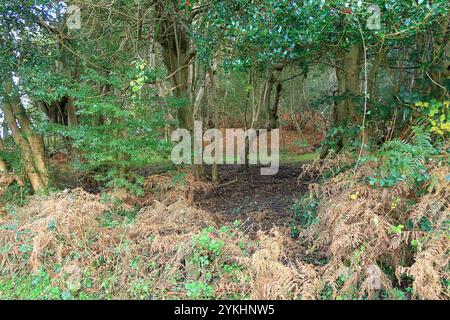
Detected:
left=354, top=20, right=368, bottom=174
left=214, top=178, right=239, bottom=188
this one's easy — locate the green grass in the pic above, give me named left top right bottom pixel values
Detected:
left=148, top=151, right=318, bottom=168
left=0, top=271, right=99, bottom=300
left=279, top=152, right=319, bottom=164
left=201, top=152, right=319, bottom=166
left=0, top=272, right=62, bottom=300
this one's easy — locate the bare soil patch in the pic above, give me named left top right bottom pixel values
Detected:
left=195, top=164, right=312, bottom=233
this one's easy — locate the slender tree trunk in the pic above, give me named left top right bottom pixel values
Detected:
left=262, top=69, right=275, bottom=127
left=2, top=122, right=8, bottom=139
left=268, top=82, right=282, bottom=130
left=208, top=68, right=220, bottom=183
left=430, top=17, right=449, bottom=98
left=289, top=76, right=306, bottom=143
left=368, top=47, right=385, bottom=102
left=367, top=47, right=386, bottom=139
left=334, top=65, right=346, bottom=125
left=0, top=137, right=7, bottom=173
left=66, top=97, right=78, bottom=126
left=244, top=69, right=264, bottom=168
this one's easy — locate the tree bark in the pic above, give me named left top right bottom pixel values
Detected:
left=268, top=82, right=282, bottom=130
left=368, top=47, right=386, bottom=102
left=155, top=4, right=205, bottom=179
left=334, top=45, right=362, bottom=126
left=0, top=137, right=7, bottom=173
left=1, top=80, right=49, bottom=192
left=322, top=45, right=362, bottom=158
left=208, top=68, right=220, bottom=183
left=344, top=44, right=361, bottom=123
left=262, top=66, right=284, bottom=130
left=2, top=121, right=9, bottom=139
left=2, top=102, right=47, bottom=192
left=10, top=99, right=48, bottom=184
left=430, top=17, right=449, bottom=98
left=66, top=97, right=78, bottom=126
left=366, top=47, right=386, bottom=140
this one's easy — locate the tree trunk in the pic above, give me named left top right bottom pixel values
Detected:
left=2, top=121, right=9, bottom=139
left=344, top=44, right=361, bottom=123
left=367, top=47, right=386, bottom=139
left=323, top=45, right=361, bottom=158
left=208, top=68, right=219, bottom=183
left=262, top=66, right=284, bottom=130
left=0, top=137, right=7, bottom=173
left=155, top=6, right=205, bottom=180
left=268, top=82, right=282, bottom=130
left=37, top=96, right=78, bottom=127
left=2, top=102, right=47, bottom=192
left=335, top=45, right=361, bottom=125
left=66, top=97, right=78, bottom=126
left=157, top=26, right=195, bottom=130
left=10, top=99, right=48, bottom=184
left=368, top=47, right=385, bottom=102
left=1, top=82, right=49, bottom=192
left=430, top=17, right=449, bottom=98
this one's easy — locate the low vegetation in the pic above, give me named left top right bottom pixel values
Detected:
left=0, top=1, right=449, bottom=300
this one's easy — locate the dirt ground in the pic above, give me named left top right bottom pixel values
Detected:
left=194, top=164, right=312, bottom=234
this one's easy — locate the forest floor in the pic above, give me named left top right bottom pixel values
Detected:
left=196, top=164, right=312, bottom=236
left=0, top=151, right=325, bottom=300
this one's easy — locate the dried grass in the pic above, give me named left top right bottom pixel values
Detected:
left=144, top=172, right=213, bottom=205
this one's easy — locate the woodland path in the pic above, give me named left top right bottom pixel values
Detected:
left=195, top=164, right=312, bottom=233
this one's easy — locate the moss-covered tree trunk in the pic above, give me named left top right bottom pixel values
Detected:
left=1, top=83, right=49, bottom=192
